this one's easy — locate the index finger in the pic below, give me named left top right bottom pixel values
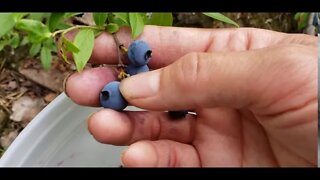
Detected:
left=86, top=26, right=294, bottom=68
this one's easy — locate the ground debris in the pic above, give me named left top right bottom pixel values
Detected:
left=19, top=59, right=68, bottom=93
left=10, top=95, right=46, bottom=124
left=0, top=130, right=19, bottom=150
left=0, top=109, right=8, bottom=131
left=44, top=92, right=58, bottom=103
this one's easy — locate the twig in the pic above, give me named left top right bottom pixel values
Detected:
left=0, top=59, right=6, bottom=74
left=112, top=33, right=125, bottom=67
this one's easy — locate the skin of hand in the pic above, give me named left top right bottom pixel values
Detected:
left=64, top=26, right=318, bottom=167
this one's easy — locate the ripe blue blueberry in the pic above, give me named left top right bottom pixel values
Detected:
left=100, top=81, right=127, bottom=111
left=128, top=40, right=152, bottom=66
left=125, top=64, right=149, bottom=76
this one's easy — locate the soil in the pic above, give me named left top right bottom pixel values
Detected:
left=0, top=13, right=311, bottom=157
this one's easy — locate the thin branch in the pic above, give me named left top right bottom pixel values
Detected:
left=112, top=33, right=124, bottom=67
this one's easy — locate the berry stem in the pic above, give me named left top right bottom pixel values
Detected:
left=112, top=33, right=125, bottom=67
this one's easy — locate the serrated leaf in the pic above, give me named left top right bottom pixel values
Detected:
left=40, top=46, right=52, bottom=70
left=146, top=13, right=173, bottom=26
left=29, top=43, right=41, bottom=57
left=72, top=29, right=95, bottom=72
left=93, top=13, right=108, bottom=26
left=0, top=13, right=16, bottom=38
left=15, top=19, right=52, bottom=43
left=106, top=23, right=119, bottom=34
left=203, top=13, right=239, bottom=27
left=63, top=38, right=80, bottom=53
left=48, top=13, right=65, bottom=32
left=129, top=13, right=145, bottom=39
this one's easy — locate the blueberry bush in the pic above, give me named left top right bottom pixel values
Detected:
left=0, top=13, right=239, bottom=72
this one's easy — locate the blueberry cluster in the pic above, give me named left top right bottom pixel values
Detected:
left=125, top=40, right=152, bottom=75
left=99, top=40, right=152, bottom=111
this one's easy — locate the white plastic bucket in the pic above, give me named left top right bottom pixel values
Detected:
left=0, top=93, right=126, bottom=167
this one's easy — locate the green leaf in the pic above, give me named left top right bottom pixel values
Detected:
left=0, top=13, right=16, bottom=38
left=20, top=36, right=29, bottom=46
left=129, top=13, right=145, bottom=39
left=202, top=13, right=239, bottom=27
left=111, top=13, right=130, bottom=27
left=106, top=23, right=119, bottom=34
left=40, top=46, right=52, bottom=70
left=72, top=29, right=95, bottom=72
left=29, top=43, right=41, bottom=57
left=48, top=13, right=65, bottom=32
left=11, top=13, right=28, bottom=22
left=51, top=45, right=58, bottom=53
left=29, top=13, right=50, bottom=21
left=10, top=33, right=20, bottom=48
left=56, top=23, right=72, bottom=30
left=42, top=38, right=57, bottom=54
left=0, top=40, right=9, bottom=51
left=294, top=13, right=301, bottom=21
left=64, top=13, right=83, bottom=18
left=139, top=13, right=147, bottom=23
left=295, top=13, right=310, bottom=30
left=93, top=13, right=108, bottom=27
left=0, top=44, right=5, bottom=51
left=63, top=38, right=80, bottom=53
left=15, top=19, right=52, bottom=43
left=146, top=13, right=173, bottom=26
left=27, top=33, right=48, bottom=43
left=112, top=18, right=129, bottom=27
left=113, top=13, right=129, bottom=24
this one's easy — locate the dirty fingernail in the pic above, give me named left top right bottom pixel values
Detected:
left=63, top=72, right=75, bottom=97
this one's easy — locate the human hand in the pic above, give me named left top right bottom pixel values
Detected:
left=64, top=26, right=317, bottom=167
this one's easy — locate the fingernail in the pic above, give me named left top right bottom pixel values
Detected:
left=120, top=148, right=128, bottom=167
left=120, top=70, right=160, bottom=99
left=62, top=72, right=75, bottom=98
left=87, top=112, right=95, bottom=135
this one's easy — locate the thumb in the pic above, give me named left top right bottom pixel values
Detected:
left=120, top=45, right=315, bottom=112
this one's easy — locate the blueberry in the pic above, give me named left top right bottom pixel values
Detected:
left=125, top=64, right=149, bottom=76
left=168, top=110, right=189, bottom=120
left=100, top=81, right=127, bottom=111
left=128, top=40, right=152, bottom=66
